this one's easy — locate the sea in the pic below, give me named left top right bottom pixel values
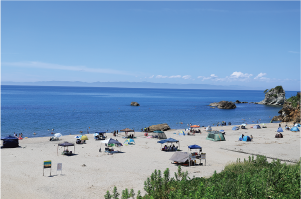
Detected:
left=1, top=85, right=297, bottom=138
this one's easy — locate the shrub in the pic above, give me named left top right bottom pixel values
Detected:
left=287, top=92, right=300, bottom=107
left=105, top=156, right=300, bottom=199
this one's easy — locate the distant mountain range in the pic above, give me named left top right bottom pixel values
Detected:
left=1, top=81, right=261, bottom=90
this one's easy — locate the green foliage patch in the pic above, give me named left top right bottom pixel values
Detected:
left=105, top=155, right=300, bottom=199
left=287, top=92, right=300, bottom=108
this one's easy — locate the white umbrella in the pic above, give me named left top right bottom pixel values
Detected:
left=54, top=133, right=62, bottom=138
left=241, top=124, right=247, bottom=126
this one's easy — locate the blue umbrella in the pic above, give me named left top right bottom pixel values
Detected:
left=219, top=130, right=224, bottom=132
left=74, top=135, right=80, bottom=139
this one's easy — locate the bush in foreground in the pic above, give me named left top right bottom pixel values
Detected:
left=105, top=155, right=300, bottom=199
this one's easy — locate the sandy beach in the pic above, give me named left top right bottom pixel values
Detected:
left=1, top=122, right=300, bottom=199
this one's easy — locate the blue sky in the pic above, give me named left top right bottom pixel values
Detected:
left=1, top=1, right=300, bottom=91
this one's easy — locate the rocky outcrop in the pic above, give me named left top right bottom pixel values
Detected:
left=272, top=102, right=300, bottom=123
left=130, top=102, right=140, bottom=106
left=235, top=100, right=248, bottom=104
left=148, top=123, right=170, bottom=132
left=258, top=86, right=286, bottom=106
left=210, top=101, right=236, bottom=109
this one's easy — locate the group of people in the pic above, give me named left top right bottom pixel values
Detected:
left=163, top=144, right=177, bottom=151
left=14, top=132, right=23, bottom=140
left=126, top=134, right=134, bottom=138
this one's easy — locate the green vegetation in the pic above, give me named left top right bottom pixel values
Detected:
left=105, top=155, right=300, bottom=199
left=287, top=92, right=300, bottom=108
left=263, top=89, right=269, bottom=94
left=274, top=85, right=284, bottom=93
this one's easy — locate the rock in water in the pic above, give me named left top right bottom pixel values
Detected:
left=130, top=102, right=140, bottom=106
left=258, top=86, right=286, bottom=106
left=148, top=123, right=170, bottom=131
left=217, top=101, right=236, bottom=109
left=209, top=101, right=236, bottom=109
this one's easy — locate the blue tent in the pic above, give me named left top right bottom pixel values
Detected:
left=239, top=134, right=244, bottom=141
left=253, top=125, right=261, bottom=129
left=188, top=144, right=202, bottom=149
left=242, top=136, right=251, bottom=142
left=232, top=126, right=239, bottom=130
left=157, top=138, right=179, bottom=144
left=295, top=124, right=301, bottom=127
left=291, top=126, right=300, bottom=132
left=1, top=135, right=19, bottom=148
left=277, top=127, right=283, bottom=132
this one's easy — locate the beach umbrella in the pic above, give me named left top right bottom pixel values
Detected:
left=54, top=133, right=62, bottom=138
left=190, top=125, right=200, bottom=128
left=81, top=135, right=88, bottom=140
left=219, top=130, right=224, bottom=132
left=120, top=128, right=134, bottom=132
left=241, top=124, right=246, bottom=126
left=74, top=135, right=80, bottom=139
left=93, top=133, right=98, bottom=137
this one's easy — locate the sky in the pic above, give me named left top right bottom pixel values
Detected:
left=1, top=1, right=300, bottom=91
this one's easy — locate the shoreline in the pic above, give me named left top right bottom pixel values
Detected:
left=2, top=123, right=300, bottom=199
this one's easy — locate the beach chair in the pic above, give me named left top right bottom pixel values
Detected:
left=200, top=153, right=206, bottom=166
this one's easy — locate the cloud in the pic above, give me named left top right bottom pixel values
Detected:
left=156, top=75, right=168, bottom=78
left=3, top=61, right=131, bottom=75
left=169, top=75, right=181, bottom=78
left=288, top=51, right=300, bottom=54
left=254, top=72, right=270, bottom=80
left=182, top=75, right=191, bottom=79
left=230, top=72, right=253, bottom=79
left=149, top=75, right=154, bottom=78
left=198, top=74, right=218, bottom=81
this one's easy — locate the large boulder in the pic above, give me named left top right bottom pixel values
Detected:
left=130, top=102, right=140, bottom=106
left=217, top=101, right=236, bottom=109
left=148, top=123, right=170, bottom=132
left=258, top=86, right=286, bottom=106
left=209, top=101, right=236, bottom=109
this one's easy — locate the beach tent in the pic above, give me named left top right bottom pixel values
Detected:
left=101, top=138, right=121, bottom=145
left=1, top=135, right=19, bottom=148
left=206, top=131, right=225, bottom=141
left=169, top=151, right=189, bottom=163
left=152, top=131, right=167, bottom=139
left=295, top=124, right=301, bottom=127
left=81, top=135, right=88, bottom=141
left=188, top=144, right=202, bottom=152
left=253, top=125, right=261, bottom=129
left=242, top=136, right=251, bottom=142
left=277, top=127, right=283, bottom=132
left=206, top=126, right=212, bottom=132
left=124, top=139, right=135, bottom=145
left=232, top=126, right=239, bottom=131
left=179, top=131, right=185, bottom=136
left=157, top=138, right=179, bottom=144
left=290, top=126, right=300, bottom=132
left=239, top=134, right=244, bottom=141
left=57, top=142, right=75, bottom=155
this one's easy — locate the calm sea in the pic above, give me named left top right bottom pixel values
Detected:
left=1, top=85, right=297, bottom=138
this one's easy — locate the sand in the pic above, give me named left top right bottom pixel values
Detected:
left=1, top=123, right=300, bottom=199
